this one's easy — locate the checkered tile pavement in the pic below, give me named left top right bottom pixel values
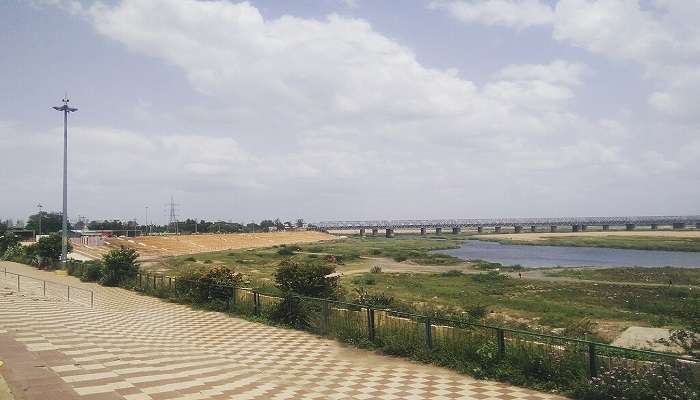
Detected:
left=0, top=262, right=567, bottom=399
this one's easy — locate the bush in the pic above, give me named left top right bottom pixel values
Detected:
left=203, top=259, right=213, bottom=264
left=174, top=265, right=243, bottom=304
left=269, top=293, right=311, bottom=329
left=2, top=243, right=27, bottom=262
left=0, top=233, right=20, bottom=258
left=100, top=246, right=140, bottom=286
left=471, top=271, right=508, bottom=283
left=393, top=255, right=408, bottom=262
left=26, top=234, right=70, bottom=267
left=80, top=261, right=104, bottom=282
left=573, top=363, right=698, bottom=400
left=274, top=260, right=339, bottom=298
left=184, top=256, right=196, bottom=262
left=370, top=265, right=382, bottom=273
left=440, top=269, right=463, bottom=277
left=354, top=287, right=393, bottom=308
left=277, top=246, right=296, bottom=256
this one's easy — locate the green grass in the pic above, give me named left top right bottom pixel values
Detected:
left=297, top=234, right=465, bottom=265
left=477, top=235, right=700, bottom=252
left=148, top=234, right=699, bottom=342
left=348, top=271, right=699, bottom=339
left=545, top=267, right=700, bottom=286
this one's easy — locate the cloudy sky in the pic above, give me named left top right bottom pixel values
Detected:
left=1, top=0, right=698, bottom=224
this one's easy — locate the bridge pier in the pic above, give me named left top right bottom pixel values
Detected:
left=572, top=225, right=580, bottom=232
left=651, top=224, right=658, bottom=230
left=385, top=228, right=394, bottom=238
left=550, top=225, right=557, bottom=232
left=371, top=228, right=378, bottom=236
left=452, top=227, right=461, bottom=234
left=514, top=226, right=522, bottom=233
left=673, top=223, right=686, bottom=230
left=420, top=227, right=426, bottom=236
left=625, top=224, right=635, bottom=231
left=359, top=228, right=365, bottom=236
left=580, top=225, right=587, bottom=232
left=602, top=225, right=609, bottom=231
left=477, top=226, right=483, bottom=233
left=530, top=226, right=536, bottom=233
left=435, top=227, right=442, bottom=234
left=494, top=226, right=501, bottom=233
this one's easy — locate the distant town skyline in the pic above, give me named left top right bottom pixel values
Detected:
left=1, top=0, right=699, bottom=224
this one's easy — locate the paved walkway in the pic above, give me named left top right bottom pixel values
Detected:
left=0, top=262, right=566, bottom=400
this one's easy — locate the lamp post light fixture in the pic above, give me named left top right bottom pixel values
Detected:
left=53, top=97, right=77, bottom=264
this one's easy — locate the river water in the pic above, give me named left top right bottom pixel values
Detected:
left=437, top=239, right=700, bottom=268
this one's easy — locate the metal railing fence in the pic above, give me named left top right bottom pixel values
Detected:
left=134, top=271, right=699, bottom=389
left=1, top=267, right=94, bottom=307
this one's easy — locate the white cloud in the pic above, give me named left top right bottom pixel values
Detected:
left=496, top=60, right=589, bottom=86
left=11, top=0, right=698, bottom=221
left=429, top=0, right=554, bottom=29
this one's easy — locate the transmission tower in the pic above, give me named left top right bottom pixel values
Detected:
left=166, top=196, right=179, bottom=234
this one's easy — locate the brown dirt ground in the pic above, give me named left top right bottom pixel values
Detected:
left=70, top=231, right=336, bottom=260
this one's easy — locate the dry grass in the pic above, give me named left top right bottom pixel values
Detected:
left=71, top=231, right=336, bottom=260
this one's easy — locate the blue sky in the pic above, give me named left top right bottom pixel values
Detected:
left=1, top=0, right=698, bottom=224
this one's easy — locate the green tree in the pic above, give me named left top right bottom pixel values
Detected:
left=274, top=260, right=339, bottom=298
left=26, top=234, right=69, bottom=266
left=101, top=246, right=140, bottom=286
left=0, top=233, right=19, bottom=257
left=26, top=212, right=65, bottom=234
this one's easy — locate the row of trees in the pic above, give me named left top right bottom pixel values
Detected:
left=3, top=212, right=306, bottom=235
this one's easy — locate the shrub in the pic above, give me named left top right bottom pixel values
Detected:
left=370, top=265, right=382, bottom=273
left=80, top=261, right=104, bottom=282
left=573, top=363, right=698, bottom=400
left=440, top=269, right=463, bottom=277
left=354, top=287, right=393, bottom=308
left=370, top=249, right=382, bottom=255
left=0, top=233, right=20, bottom=258
left=184, top=256, right=196, bottom=262
left=393, top=255, right=408, bottom=262
left=277, top=246, right=296, bottom=256
left=269, top=293, right=311, bottom=329
left=26, top=234, right=69, bottom=267
left=471, top=271, right=507, bottom=283
left=2, top=243, right=26, bottom=262
left=100, top=246, right=140, bottom=286
left=363, top=277, right=376, bottom=285
left=203, top=259, right=213, bottom=264
left=274, top=260, right=339, bottom=298
left=174, top=265, right=243, bottom=304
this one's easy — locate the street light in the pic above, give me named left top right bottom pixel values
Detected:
left=53, top=97, right=77, bottom=264
left=36, top=203, right=43, bottom=237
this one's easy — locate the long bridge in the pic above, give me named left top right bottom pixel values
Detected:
left=313, top=215, right=700, bottom=237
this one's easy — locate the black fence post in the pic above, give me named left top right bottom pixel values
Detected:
left=253, top=291, right=259, bottom=315
left=367, top=308, right=375, bottom=341
left=497, top=329, right=505, bottom=358
left=588, top=343, right=597, bottom=378
left=153, top=274, right=157, bottom=289
left=168, top=276, right=172, bottom=289
left=321, top=300, right=330, bottom=334
left=425, top=317, right=433, bottom=350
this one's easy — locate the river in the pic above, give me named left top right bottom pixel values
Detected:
left=437, top=239, right=700, bottom=268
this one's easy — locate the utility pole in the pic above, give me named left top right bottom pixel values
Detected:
left=53, top=97, right=77, bottom=264
left=36, top=204, right=43, bottom=237
left=145, top=206, right=149, bottom=236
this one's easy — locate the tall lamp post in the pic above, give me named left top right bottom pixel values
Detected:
left=53, top=98, right=77, bottom=264
left=36, top=203, right=43, bottom=237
